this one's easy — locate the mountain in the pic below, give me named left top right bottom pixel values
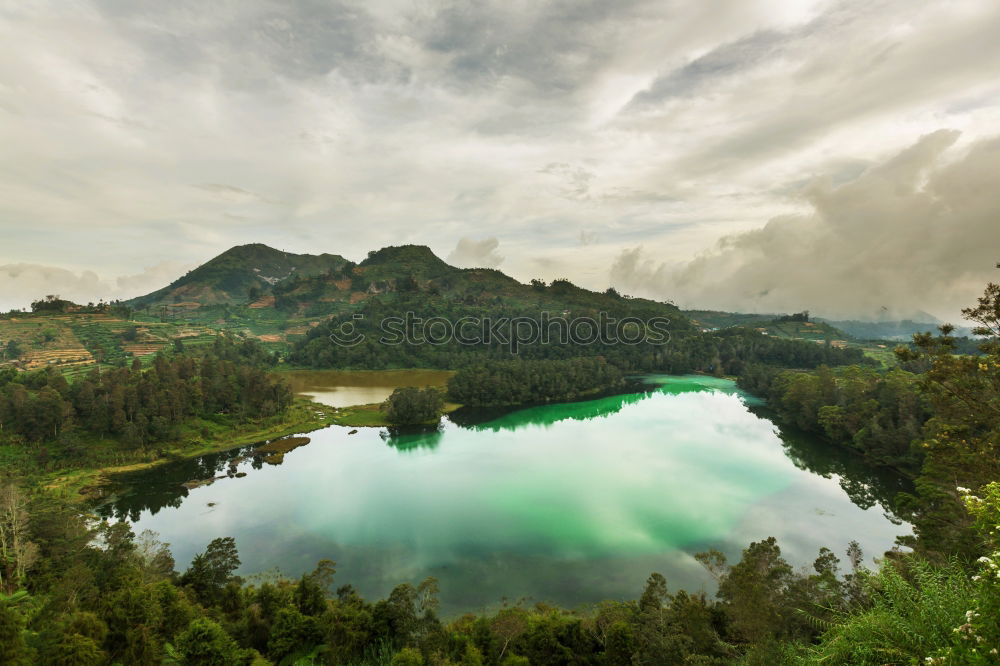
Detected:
left=128, top=244, right=348, bottom=309
left=127, top=242, right=691, bottom=329
left=816, top=318, right=973, bottom=341
left=266, top=243, right=689, bottom=320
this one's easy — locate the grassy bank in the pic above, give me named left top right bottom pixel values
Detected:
left=5, top=398, right=338, bottom=502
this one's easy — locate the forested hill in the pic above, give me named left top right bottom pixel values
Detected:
left=120, top=243, right=875, bottom=375
left=128, top=243, right=349, bottom=309
left=272, top=243, right=696, bottom=330
left=126, top=242, right=690, bottom=323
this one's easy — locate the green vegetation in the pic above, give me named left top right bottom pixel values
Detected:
left=447, top=358, right=624, bottom=407
left=1, top=245, right=999, bottom=663
left=738, top=364, right=929, bottom=474
left=289, top=301, right=866, bottom=375
left=2, top=485, right=996, bottom=664
left=129, top=243, right=348, bottom=310
left=384, top=387, right=446, bottom=425
left=0, top=337, right=341, bottom=499
left=0, top=338, right=291, bottom=448
left=807, top=558, right=973, bottom=663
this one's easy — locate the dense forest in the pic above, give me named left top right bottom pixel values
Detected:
left=288, top=297, right=867, bottom=377
left=447, top=358, right=624, bottom=407
left=0, top=338, right=293, bottom=473
left=738, top=364, right=930, bottom=475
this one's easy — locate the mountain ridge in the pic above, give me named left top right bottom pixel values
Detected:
left=128, top=243, right=349, bottom=309
left=127, top=242, right=688, bottom=321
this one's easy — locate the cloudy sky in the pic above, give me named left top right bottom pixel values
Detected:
left=1, top=0, right=999, bottom=319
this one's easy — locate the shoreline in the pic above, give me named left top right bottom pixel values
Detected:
left=42, top=372, right=728, bottom=502
left=41, top=397, right=339, bottom=502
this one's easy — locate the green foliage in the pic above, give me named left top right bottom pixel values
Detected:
left=448, top=357, right=623, bottom=407
left=37, top=629, right=105, bottom=665
left=389, top=646, right=424, bottom=665
left=130, top=243, right=348, bottom=310
left=922, top=483, right=1000, bottom=664
left=383, top=387, right=444, bottom=425
left=2, top=340, right=22, bottom=360
left=740, top=364, right=929, bottom=473
left=267, top=606, right=322, bottom=661
left=0, top=602, right=29, bottom=665
left=180, top=537, right=241, bottom=605
left=717, top=537, right=796, bottom=643
left=174, top=617, right=242, bottom=665
left=808, top=558, right=973, bottom=664
left=0, top=477, right=994, bottom=666
left=3, top=259, right=999, bottom=665
left=891, top=271, right=1000, bottom=559
left=31, top=295, right=74, bottom=314
left=0, top=341, right=292, bottom=454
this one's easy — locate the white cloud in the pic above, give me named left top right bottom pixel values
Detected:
left=447, top=237, right=504, bottom=269
left=0, top=0, right=997, bottom=316
left=609, top=131, right=1000, bottom=321
left=0, top=261, right=192, bottom=312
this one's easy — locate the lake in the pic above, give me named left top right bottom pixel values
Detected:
left=281, top=368, right=453, bottom=408
left=98, top=375, right=910, bottom=615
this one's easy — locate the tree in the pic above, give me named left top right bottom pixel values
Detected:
left=135, top=531, right=175, bottom=584
left=490, top=607, right=528, bottom=663
left=0, top=483, right=38, bottom=594
left=384, top=387, right=444, bottom=425
left=267, top=606, right=322, bottom=662
left=390, top=647, right=424, bottom=666
left=173, top=618, right=241, bottom=665
left=39, top=631, right=105, bottom=666
left=604, top=621, right=635, bottom=666
left=894, top=266, right=1000, bottom=558
left=713, top=537, right=794, bottom=644
left=180, top=537, right=240, bottom=604
left=2, top=340, right=22, bottom=361
left=0, top=601, right=28, bottom=665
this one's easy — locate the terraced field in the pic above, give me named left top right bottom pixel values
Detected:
left=0, top=313, right=221, bottom=378
left=0, top=316, right=94, bottom=370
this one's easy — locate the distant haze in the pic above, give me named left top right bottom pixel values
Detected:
left=1, top=1, right=999, bottom=321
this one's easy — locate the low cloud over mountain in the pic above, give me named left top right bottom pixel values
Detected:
left=610, top=131, right=1000, bottom=321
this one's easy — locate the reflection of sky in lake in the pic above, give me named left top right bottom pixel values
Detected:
left=113, top=376, right=909, bottom=615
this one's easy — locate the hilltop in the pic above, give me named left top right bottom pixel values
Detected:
left=123, top=242, right=691, bottom=334
left=128, top=243, right=348, bottom=311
